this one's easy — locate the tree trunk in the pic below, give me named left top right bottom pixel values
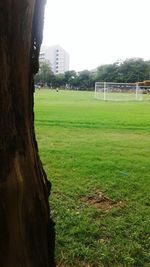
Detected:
left=0, top=1, right=55, bottom=266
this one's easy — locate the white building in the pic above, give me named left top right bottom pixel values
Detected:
left=39, top=45, right=69, bottom=75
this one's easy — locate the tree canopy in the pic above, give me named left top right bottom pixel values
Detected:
left=35, top=58, right=150, bottom=90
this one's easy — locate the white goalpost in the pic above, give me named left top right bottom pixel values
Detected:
left=94, top=82, right=143, bottom=101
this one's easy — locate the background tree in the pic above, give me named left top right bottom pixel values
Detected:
left=0, top=1, right=55, bottom=267
left=96, top=58, right=150, bottom=83
left=35, top=61, right=55, bottom=86
left=35, top=57, right=150, bottom=91
left=118, top=58, right=150, bottom=82
left=64, top=70, right=77, bottom=88
left=78, top=70, right=95, bottom=89
left=54, top=74, right=65, bottom=88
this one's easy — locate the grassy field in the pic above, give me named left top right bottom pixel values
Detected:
left=34, top=89, right=150, bottom=267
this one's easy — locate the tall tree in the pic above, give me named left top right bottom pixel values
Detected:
left=35, top=61, right=55, bottom=86
left=0, top=1, right=55, bottom=267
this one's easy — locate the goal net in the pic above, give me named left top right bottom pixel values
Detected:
left=94, top=82, right=143, bottom=101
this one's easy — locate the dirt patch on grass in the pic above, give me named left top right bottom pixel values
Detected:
left=81, top=191, right=125, bottom=212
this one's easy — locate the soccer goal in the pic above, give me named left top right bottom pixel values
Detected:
left=94, top=82, right=143, bottom=101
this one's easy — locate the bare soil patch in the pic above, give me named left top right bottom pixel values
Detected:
left=81, top=191, right=125, bottom=212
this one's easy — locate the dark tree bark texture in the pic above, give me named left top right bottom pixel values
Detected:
left=0, top=1, right=55, bottom=266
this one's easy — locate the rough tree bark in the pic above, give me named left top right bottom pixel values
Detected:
left=0, top=1, right=55, bottom=266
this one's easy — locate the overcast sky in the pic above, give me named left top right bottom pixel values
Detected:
left=43, top=0, right=150, bottom=71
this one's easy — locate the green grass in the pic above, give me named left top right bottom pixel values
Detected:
left=34, top=89, right=150, bottom=267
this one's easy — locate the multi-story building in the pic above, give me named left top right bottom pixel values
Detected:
left=39, top=45, right=69, bottom=74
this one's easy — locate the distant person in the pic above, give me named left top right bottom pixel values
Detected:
left=56, top=88, right=59, bottom=92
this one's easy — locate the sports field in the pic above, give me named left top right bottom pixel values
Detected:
left=34, top=89, right=150, bottom=267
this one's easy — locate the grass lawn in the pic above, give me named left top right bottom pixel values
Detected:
left=34, top=89, right=150, bottom=267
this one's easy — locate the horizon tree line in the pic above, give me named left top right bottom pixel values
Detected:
left=35, top=57, right=150, bottom=90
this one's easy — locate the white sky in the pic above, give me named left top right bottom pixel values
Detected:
left=43, top=0, right=150, bottom=71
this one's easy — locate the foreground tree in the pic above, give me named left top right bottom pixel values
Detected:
left=0, top=1, right=55, bottom=267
